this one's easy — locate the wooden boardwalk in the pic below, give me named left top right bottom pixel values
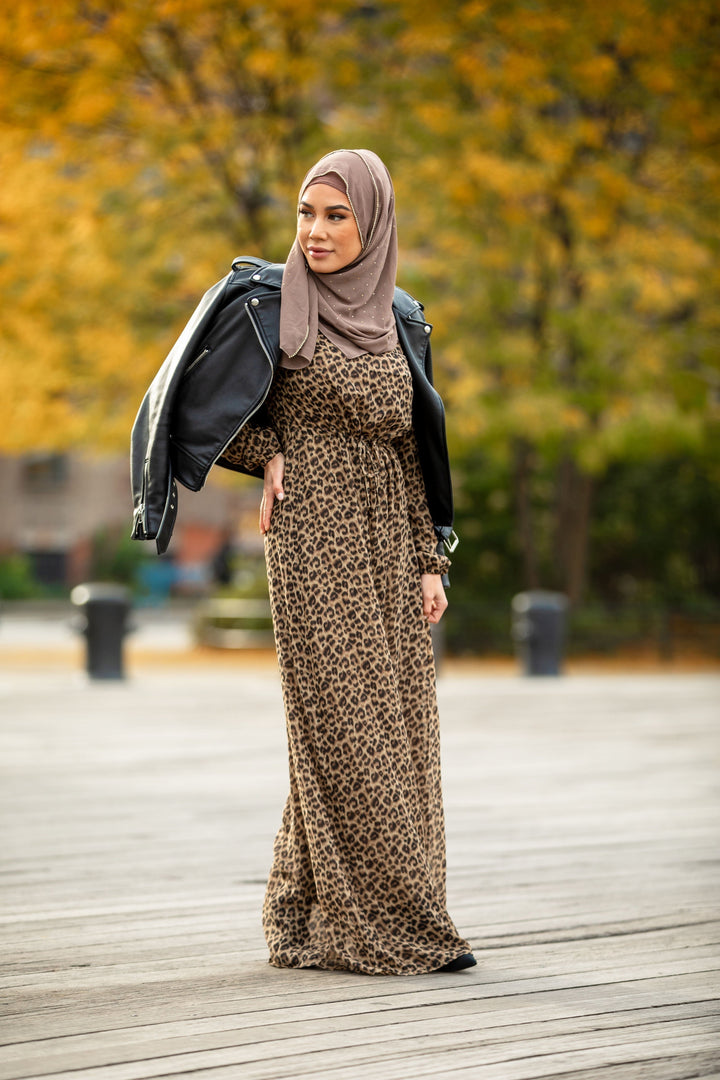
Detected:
left=1, top=667, right=718, bottom=1079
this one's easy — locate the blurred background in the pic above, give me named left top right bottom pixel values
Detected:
left=1, top=0, right=719, bottom=665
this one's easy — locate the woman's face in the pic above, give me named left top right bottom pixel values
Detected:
left=297, top=182, right=363, bottom=273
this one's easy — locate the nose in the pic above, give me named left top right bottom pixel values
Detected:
left=308, top=218, right=326, bottom=239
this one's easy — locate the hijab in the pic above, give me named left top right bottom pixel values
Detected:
left=279, top=149, right=398, bottom=368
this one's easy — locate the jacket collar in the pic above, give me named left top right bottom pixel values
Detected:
left=231, top=257, right=284, bottom=289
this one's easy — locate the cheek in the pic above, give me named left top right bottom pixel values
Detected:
left=343, top=225, right=361, bottom=254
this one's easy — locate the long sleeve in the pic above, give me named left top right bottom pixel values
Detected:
left=219, top=419, right=282, bottom=474
left=394, top=428, right=451, bottom=577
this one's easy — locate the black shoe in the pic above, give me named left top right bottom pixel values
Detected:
left=437, top=952, right=477, bottom=972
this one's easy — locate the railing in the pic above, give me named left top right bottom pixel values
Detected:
left=444, top=601, right=720, bottom=659
left=192, top=595, right=719, bottom=658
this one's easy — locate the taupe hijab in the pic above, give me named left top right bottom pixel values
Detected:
left=279, top=149, right=398, bottom=368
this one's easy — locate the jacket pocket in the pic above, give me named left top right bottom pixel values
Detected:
left=182, top=345, right=212, bottom=379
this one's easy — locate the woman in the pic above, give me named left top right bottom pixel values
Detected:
left=220, top=149, right=475, bottom=975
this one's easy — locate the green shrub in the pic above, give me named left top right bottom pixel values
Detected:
left=89, top=528, right=146, bottom=587
left=0, top=554, right=39, bottom=600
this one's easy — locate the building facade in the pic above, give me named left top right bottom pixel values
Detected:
left=0, top=452, right=261, bottom=591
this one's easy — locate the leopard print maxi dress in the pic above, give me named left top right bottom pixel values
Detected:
left=221, top=333, right=471, bottom=975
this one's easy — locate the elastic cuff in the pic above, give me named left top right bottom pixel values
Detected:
left=262, top=441, right=282, bottom=467
left=417, top=553, right=451, bottom=577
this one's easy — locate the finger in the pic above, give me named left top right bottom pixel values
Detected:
left=260, top=492, right=273, bottom=534
left=432, top=604, right=447, bottom=622
left=269, top=454, right=285, bottom=500
left=264, top=496, right=275, bottom=533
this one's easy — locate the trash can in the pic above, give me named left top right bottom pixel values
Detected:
left=70, top=583, right=132, bottom=679
left=511, top=590, right=568, bottom=676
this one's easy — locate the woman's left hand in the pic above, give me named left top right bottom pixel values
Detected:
left=421, top=574, right=448, bottom=624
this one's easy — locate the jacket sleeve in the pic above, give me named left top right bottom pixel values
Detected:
left=130, top=271, right=233, bottom=548
left=219, top=419, right=282, bottom=473
left=394, top=428, right=451, bottom=578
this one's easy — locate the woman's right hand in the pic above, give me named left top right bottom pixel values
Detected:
left=260, top=453, right=285, bottom=534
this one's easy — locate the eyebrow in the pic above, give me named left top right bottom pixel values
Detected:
left=299, top=199, right=352, bottom=212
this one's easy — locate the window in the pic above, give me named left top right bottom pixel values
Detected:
left=21, top=454, right=68, bottom=494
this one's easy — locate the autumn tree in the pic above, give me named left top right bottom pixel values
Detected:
left=1, top=0, right=719, bottom=608
left=0, top=0, right=355, bottom=448
left=338, top=0, right=720, bottom=602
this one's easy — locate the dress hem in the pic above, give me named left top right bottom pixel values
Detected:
left=266, top=944, right=474, bottom=977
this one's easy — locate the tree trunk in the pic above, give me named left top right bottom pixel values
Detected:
left=513, top=439, right=540, bottom=590
left=555, top=456, right=593, bottom=604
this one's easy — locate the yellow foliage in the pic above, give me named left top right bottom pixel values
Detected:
left=637, top=60, right=677, bottom=95
left=503, top=393, right=566, bottom=441
left=497, top=51, right=551, bottom=95
left=245, top=48, right=282, bottom=79
left=459, top=0, right=488, bottom=21
left=465, top=151, right=543, bottom=200
left=571, top=54, right=617, bottom=94
left=0, top=0, right=716, bottom=464
left=415, top=102, right=456, bottom=137
left=590, top=163, right=633, bottom=204
left=572, top=118, right=605, bottom=151
left=560, top=405, right=587, bottom=432
left=396, top=15, right=454, bottom=57
left=588, top=395, right=705, bottom=470
left=526, top=130, right=573, bottom=168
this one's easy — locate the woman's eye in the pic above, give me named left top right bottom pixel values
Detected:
left=298, top=208, right=347, bottom=222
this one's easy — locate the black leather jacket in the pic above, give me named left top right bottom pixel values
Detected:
left=130, top=256, right=457, bottom=557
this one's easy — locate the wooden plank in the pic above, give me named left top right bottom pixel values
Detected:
left=3, top=1000, right=720, bottom=1077
left=164, top=1061, right=720, bottom=1080
left=4, top=908, right=718, bottom=978
left=2, top=1002, right=716, bottom=1071
left=1, top=671, right=718, bottom=1080
left=3, top=950, right=719, bottom=1005
left=4, top=924, right=717, bottom=986
left=5, top=971, right=720, bottom=1046
left=6, top=1030, right=720, bottom=1080
left=2, top=1000, right=717, bottom=1069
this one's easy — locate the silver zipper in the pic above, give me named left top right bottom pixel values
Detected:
left=183, top=345, right=211, bottom=378
left=141, top=458, right=150, bottom=533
